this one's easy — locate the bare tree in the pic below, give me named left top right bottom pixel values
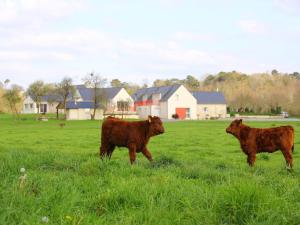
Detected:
left=83, top=73, right=107, bottom=120
left=56, top=77, right=75, bottom=120
left=26, top=80, right=48, bottom=114
left=3, top=84, right=23, bottom=118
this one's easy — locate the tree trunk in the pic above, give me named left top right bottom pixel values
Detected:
left=13, top=105, right=19, bottom=120
left=91, top=107, right=96, bottom=120
left=63, top=99, right=67, bottom=120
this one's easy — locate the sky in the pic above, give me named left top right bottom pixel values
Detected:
left=0, top=0, right=300, bottom=87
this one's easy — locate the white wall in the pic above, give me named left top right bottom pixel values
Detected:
left=66, top=108, right=104, bottom=120
left=22, top=96, right=60, bottom=114
left=136, top=105, right=151, bottom=119
left=111, top=88, right=134, bottom=110
left=167, top=85, right=197, bottom=119
left=196, top=104, right=227, bottom=119
left=135, top=85, right=197, bottom=120
left=47, top=102, right=60, bottom=114
left=159, top=101, right=168, bottom=119
left=22, top=96, right=36, bottom=114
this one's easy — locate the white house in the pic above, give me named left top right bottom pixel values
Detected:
left=192, top=91, right=227, bottom=119
left=22, top=85, right=135, bottom=120
left=132, top=84, right=197, bottom=119
left=22, top=95, right=62, bottom=114
left=66, top=86, right=136, bottom=120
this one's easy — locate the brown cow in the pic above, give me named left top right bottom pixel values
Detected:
left=100, top=116, right=165, bottom=164
left=226, top=119, right=295, bottom=169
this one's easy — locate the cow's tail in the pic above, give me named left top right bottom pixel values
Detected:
left=290, top=126, right=295, bottom=153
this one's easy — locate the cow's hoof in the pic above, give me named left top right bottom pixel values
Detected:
left=286, top=165, right=293, bottom=171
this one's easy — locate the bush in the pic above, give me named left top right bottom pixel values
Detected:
left=172, top=114, right=179, bottom=119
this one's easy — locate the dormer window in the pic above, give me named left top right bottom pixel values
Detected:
left=152, top=93, right=161, bottom=102
left=142, top=95, right=148, bottom=101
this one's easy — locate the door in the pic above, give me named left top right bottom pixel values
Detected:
left=176, top=108, right=187, bottom=119
left=40, top=104, right=47, bottom=113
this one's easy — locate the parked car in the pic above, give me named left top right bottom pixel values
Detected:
left=280, top=111, right=289, bottom=118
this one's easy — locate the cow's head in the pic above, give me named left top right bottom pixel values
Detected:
left=148, top=116, right=165, bottom=136
left=226, top=119, right=243, bottom=137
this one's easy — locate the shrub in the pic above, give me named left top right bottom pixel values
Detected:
left=172, top=114, right=179, bottom=119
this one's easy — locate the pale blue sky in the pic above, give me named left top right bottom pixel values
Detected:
left=0, top=0, right=299, bottom=87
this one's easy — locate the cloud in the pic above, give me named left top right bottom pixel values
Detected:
left=237, top=20, right=268, bottom=34
left=0, top=25, right=239, bottom=86
left=0, top=0, right=238, bottom=86
left=274, top=0, right=300, bottom=14
left=5, top=29, right=113, bottom=50
left=0, top=50, right=75, bottom=61
left=174, top=32, right=214, bottom=41
left=0, top=0, right=87, bottom=28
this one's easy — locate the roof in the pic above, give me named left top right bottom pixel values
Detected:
left=29, top=85, right=124, bottom=106
left=66, top=101, right=104, bottom=109
left=75, top=86, right=122, bottom=101
left=192, top=91, right=226, bottom=104
left=40, top=94, right=63, bottom=102
left=132, top=84, right=181, bottom=102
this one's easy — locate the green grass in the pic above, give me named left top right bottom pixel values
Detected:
left=0, top=115, right=300, bottom=225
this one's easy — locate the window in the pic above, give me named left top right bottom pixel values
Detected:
left=175, top=94, right=179, bottom=101
left=40, top=104, right=47, bottom=113
left=30, top=103, right=33, bottom=109
left=186, top=108, right=190, bottom=118
left=152, top=93, right=161, bottom=103
left=142, top=95, right=148, bottom=101
left=117, top=101, right=129, bottom=111
left=204, top=107, right=208, bottom=113
left=25, top=104, right=29, bottom=109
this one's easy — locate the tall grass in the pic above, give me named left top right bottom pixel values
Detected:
left=0, top=115, right=299, bottom=224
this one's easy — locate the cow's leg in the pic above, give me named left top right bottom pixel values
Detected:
left=142, top=147, right=153, bottom=162
left=107, top=145, right=116, bottom=159
left=128, top=143, right=137, bottom=164
left=281, top=149, right=293, bottom=169
left=100, top=144, right=108, bottom=159
left=247, top=153, right=256, bottom=167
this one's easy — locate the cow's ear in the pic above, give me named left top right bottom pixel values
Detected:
left=238, top=119, right=243, bottom=124
left=148, top=115, right=152, bottom=123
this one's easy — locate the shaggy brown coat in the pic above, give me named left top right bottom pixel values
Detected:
left=100, top=116, right=165, bottom=164
left=226, top=119, right=295, bottom=168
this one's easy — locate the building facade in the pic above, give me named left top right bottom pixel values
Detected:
left=66, top=86, right=135, bottom=120
left=192, top=92, right=227, bottom=119
left=133, top=84, right=197, bottom=120
left=133, top=86, right=227, bottom=120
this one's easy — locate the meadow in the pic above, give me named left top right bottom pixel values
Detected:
left=0, top=114, right=300, bottom=225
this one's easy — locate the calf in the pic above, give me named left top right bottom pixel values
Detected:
left=226, top=119, right=294, bottom=168
left=100, top=116, right=165, bottom=164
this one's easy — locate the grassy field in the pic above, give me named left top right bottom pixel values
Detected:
left=0, top=114, right=300, bottom=225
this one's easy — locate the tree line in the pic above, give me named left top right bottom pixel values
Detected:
left=1, top=70, right=299, bottom=118
left=113, top=70, right=300, bottom=116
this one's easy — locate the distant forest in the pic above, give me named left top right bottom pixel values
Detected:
left=1, top=70, right=300, bottom=116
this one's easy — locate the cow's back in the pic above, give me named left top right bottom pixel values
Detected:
left=253, top=125, right=294, bottom=152
left=101, top=118, right=147, bottom=148
left=101, top=118, right=129, bottom=146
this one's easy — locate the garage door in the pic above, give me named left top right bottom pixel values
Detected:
left=176, top=108, right=187, bottom=119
